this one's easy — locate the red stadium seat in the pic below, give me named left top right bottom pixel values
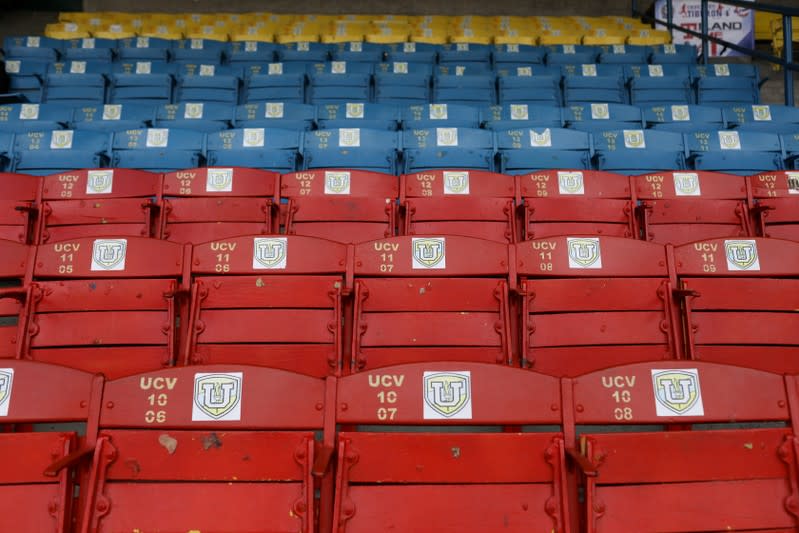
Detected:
left=518, top=170, right=636, bottom=240
left=571, top=361, right=799, bottom=532
left=635, top=170, right=752, bottom=245
left=186, top=235, right=348, bottom=376
left=22, top=236, right=187, bottom=378
left=0, top=239, right=31, bottom=359
left=350, top=235, right=513, bottom=372
left=160, top=167, right=279, bottom=243
left=334, top=362, right=572, bottom=533
left=79, top=365, right=332, bottom=533
left=673, top=236, right=799, bottom=373
left=401, top=169, right=516, bottom=242
left=38, top=168, right=160, bottom=244
left=282, top=169, right=398, bottom=243
left=0, top=172, right=40, bottom=243
left=515, top=236, right=681, bottom=376
left=0, top=361, right=103, bottom=533
left=749, top=171, right=799, bottom=242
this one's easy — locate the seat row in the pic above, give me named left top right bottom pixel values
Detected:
left=1, top=233, right=797, bottom=379
left=2, top=167, right=798, bottom=246
left=6, top=358, right=796, bottom=532
left=4, top=58, right=758, bottom=107
left=0, top=127, right=798, bottom=176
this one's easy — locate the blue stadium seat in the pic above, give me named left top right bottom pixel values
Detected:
left=276, top=42, right=332, bottom=65
left=43, top=60, right=107, bottom=106
left=626, top=63, right=694, bottom=105
left=61, top=37, right=117, bottom=61
left=492, top=44, right=546, bottom=68
left=235, top=102, right=316, bottom=130
left=71, top=103, right=155, bottom=131
left=687, top=130, right=784, bottom=175
left=497, top=127, right=592, bottom=173
left=0, top=103, right=72, bottom=133
left=783, top=132, right=799, bottom=169
left=316, top=102, right=399, bottom=130
left=497, top=65, right=562, bottom=106
left=303, top=128, right=399, bottom=174
left=563, top=102, right=644, bottom=131
left=385, top=42, right=438, bottom=64
left=242, top=62, right=306, bottom=104
left=174, top=63, right=240, bottom=104
left=649, top=43, right=697, bottom=64
left=593, top=129, right=687, bottom=174
left=11, top=129, right=109, bottom=175
left=433, top=65, right=496, bottom=106
left=116, top=36, right=172, bottom=61
left=111, top=128, right=204, bottom=172
left=109, top=61, right=174, bottom=105
left=373, top=62, right=432, bottom=105
left=598, top=44, right=650, bottom=64
left=226, top=41, right=278, bottom=67
left=154, top=102, right=234, bottom=131
left=3, top=36, right=61, bottom=62
left=402, top=126, right=495, bottom=172
left=438, top=43, right=492, bottom=68
left=401, top=103, right=482, bottom=129
left=643, top=104, right=725, bottom=132
left=3, top=59, right=48, bottom=102
left=723, top=104, right=799, bottom=133
left=562, top=63, right=628, bottom=104
left=545, top=44, right=599, bottom=65
left=481, top=103, right=563, bottom=130
left=693, top=63, right=761, bottom=106
left=307, top=61, right=373, bottom=104
left=171, top=39, right=226, bottom=64
left=205, top=127, right=300, bottom=173
left=331, top=41, right=386, bottom=63
left=0, top=132, right=14, bottom=171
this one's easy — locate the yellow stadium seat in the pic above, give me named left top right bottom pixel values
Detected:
left=538, top=31, right=582, bottom=45
left=626, top=28, right=671, bottom=45
left=45, top=22, right=91, bottom=39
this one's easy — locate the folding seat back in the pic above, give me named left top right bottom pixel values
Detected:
left=373, top=61, right=432, bottom=105
left=3, top=59, right=49, bottom=102
left=400, top=103, right=481, bottom=129
left=12, top=130, right=110, bottom=176
left=0, top=361, right=103, bottom=532
left=160, top=167, right=279, bottom=243
left=61, top=37, right=117, bottom=61
left=481, top=103, right=563, bottom=130
left=303, top=128, right=399, bottom=174
left=171, top=38, right=226, bottom=63
left=71, top=103, right=155, bottom=132
left=635, top=170, right=751, bottom=245
left=3, top=35, right=62, bottom=61
left=649, top=43, right=697, bottom=63
left=0, top=103, right=72, bottom=133
left=116, top=36, right=172, bottom=61
left=109, top=61, right=174, bottom=105
left=351, top=235, right=512, bottom=371
left=496, top=64, right=562, bottom=106
left=437, top=42, right=492, bottom=66
left=626, top=63, right=694, bottom=105
left=81, top=365, right=328, bottom=532
left=226, top=40, right=278, bottom=66
left=235, top=101, right=315, bottom=130
left=174, top=63, right=240, bottom=105
left=401, top=169, right=515, bottom=242
left=205, top=127, right=299, bottom=174
left=282, top=169, right=398, bottom=243
left=497, top=127, right=592, bottom=174
left=694, top=63, right=761, bottom=106
left=748, top=170, right=799, bottom=241
left=0, top=172, right=39, bottom=243
left=0, top=239, right=31, bottom=357
left=38, top=168, right=159, bottom=243
left=519, top=169, right=636, bottom=240
left=573, top=361, right=799, bottom=533
left=111, top=128, right=204, bottom=173
left=561, top=63, right=627, bottom=105
left=276, top=41, right=332, bottom=64
left=186, top=235, right=347, bottom=376
left=515, top=236, right=679, bottom=376
left=593, top=129, right=687, bottom=174
left=307, top=61, right=373, bottom=104
left=674, top=237, right=799, bottom=373
left=545, top=44, right=599, bottom=65
left=492, top=43, right=546, bottom=67
left=154, top=102, right=235, bottom=132
left=43, top=60, right=108, bottom=106
left=317, top=102, right=399, bottom=130
left=433, top=65, right=496, bottom=106
left=384, top=41, right=438, bottom=63
left=686, top=130, right=784, bottom=175
left=402, top=127, right=495, bottom=173
left=563, top=102, right=644, bottom=132
left=24, top=236, right=185, bottom=378
left=331, top=41, right=386, bottom=63
left=597, top=44, right=649, bottom=64
left=334, top=362, right=569, bottom=532
left=242, top=62, right=307, bottom=104
left=642, top=103, right=725, bottom=132
left=723, top=103, right=799, bottom=133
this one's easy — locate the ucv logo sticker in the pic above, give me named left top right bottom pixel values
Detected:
left=412, top=237, right=446, bottom=269
left=724, top=240, right=760, bottom=271
left=652, top=369, right=704, bottom=416
left=567, top=237, right=602, bottom=269
left=0, top=368, right=14, bottom=417
left=423, top=371, right=472, bottom=419
left=192, top=372, right=243, bottom=421
left=91, top=239, right=127, bottom=271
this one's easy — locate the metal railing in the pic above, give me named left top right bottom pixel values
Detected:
left=632, top=0, right=799, bottom=105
